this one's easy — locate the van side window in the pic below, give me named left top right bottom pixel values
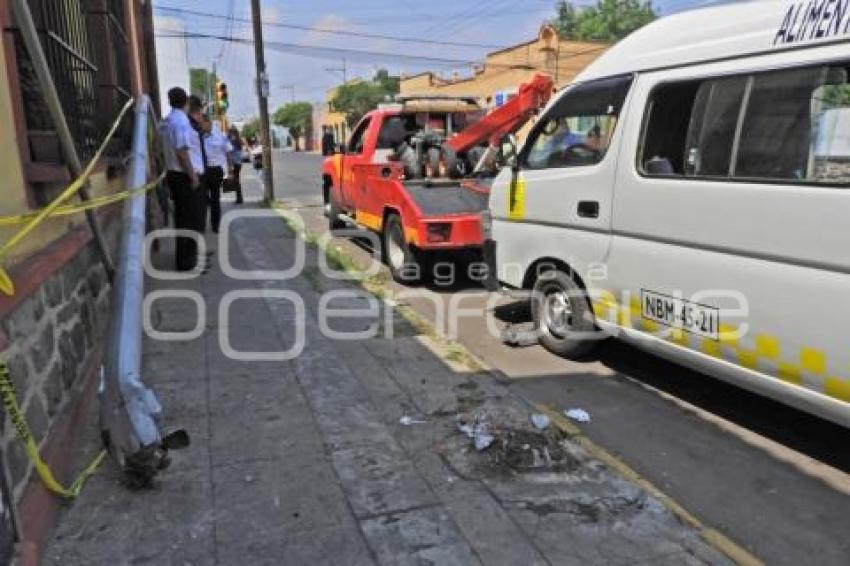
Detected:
left=687, top=77, right=747, bottom=177
left=735, top=67, right=826, bottom=179
left=348, top=117, right=371, bottom=154
left=812, top=76, right=850, bottom=184
left=640, top=63, right=850, bottom=186
left=523, top=75, right=632, bottom=170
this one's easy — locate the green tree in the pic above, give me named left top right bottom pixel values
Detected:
left=241, top=118, right=260, bottom=142
left=189, top=68, right=217, bottom=102
left=272, top=101, right=313, bottom=151
left=331, top=69, right=399, bottom=128
left=552, top=0, right=578, bottom=38
left=551, top=0, right=656, bottom=42
left=820, top=85, right=850, bottom=108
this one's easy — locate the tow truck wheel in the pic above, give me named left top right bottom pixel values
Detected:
left=531, top=269, right=596, bottom=358
left=326, top=191, right=346, bottom=230
left=382, top=213, right=422, bottom=284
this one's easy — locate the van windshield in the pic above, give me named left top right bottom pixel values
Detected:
left=524, top=75, right=632, bottom=170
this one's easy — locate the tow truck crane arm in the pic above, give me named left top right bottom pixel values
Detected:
left=445, top=73, right=554, bottom=154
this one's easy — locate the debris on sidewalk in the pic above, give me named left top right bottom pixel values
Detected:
left=530, top=413, right=550, bottom=430
left=455, top=410, right=578, bottom=472
left=457, top=416, right=495, bottom=451
left=399, top=415, right=427, bottom=426
left=500, top=325, right=539, bottom=348
left=565, top=408, right=591, bottom=423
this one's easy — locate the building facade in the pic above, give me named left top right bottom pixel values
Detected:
left=401, top=26, right=609, bottom=108
left=0, top=1, right=160, bottom=562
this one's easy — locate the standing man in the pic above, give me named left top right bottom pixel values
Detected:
left=200, top=115, right=233, bottom=233
left=227, top=127, right=245, bottom=204
left=163, top=87, right=204, bottom=271
left=321, top=126, right=335, bottom=156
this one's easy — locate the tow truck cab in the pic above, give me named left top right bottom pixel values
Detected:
left=321, top=76, right=554, bottom=283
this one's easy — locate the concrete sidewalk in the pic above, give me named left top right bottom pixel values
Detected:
left=43, top=201, right=730, bottom=565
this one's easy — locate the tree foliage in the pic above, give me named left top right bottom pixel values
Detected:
left=189, top=68, right=217, bottom=101
left=551, top=0, right=656, bottom=42
left=331, top=69, right=400, bottom=128
left=820, top=85, right=850, bottom=108
left=272, top=101, right=313, bottom=151
left=241, top=119, right=260, bottom=142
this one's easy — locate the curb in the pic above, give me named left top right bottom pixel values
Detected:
left=535, top=403, right=763, bottom=566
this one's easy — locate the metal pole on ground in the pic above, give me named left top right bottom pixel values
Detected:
left=251, top=0, right=275, bottom=203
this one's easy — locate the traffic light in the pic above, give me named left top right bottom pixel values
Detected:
left=216, top=81, right=229, bottom=114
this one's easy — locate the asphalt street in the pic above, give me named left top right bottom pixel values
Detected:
left=266, top=150, right=850, bottom=566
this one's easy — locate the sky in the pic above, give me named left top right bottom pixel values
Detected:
left=152, top=0, right=735, bottom=120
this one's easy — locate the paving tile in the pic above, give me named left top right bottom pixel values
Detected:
left=330, top=440, right=435, bottom=518
left=212, top=457, right=352, bottom=547
left=360, top=505, right=482, bottom=566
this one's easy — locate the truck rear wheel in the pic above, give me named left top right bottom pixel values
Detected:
left=532, top=269, right=597, bottom=358
left=382, top=213, right=423, bottom=284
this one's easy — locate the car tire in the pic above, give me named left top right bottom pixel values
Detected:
left=382, top=213, right=423, bottom=285
left=325, top=184, right=346, bottom=230
left=531, top=268, right=597, bottom=358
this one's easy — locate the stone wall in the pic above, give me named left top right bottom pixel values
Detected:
left=0, top=233, right=114, bottom=501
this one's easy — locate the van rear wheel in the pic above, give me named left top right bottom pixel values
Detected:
left=532, top=269, right=596, bottom=358
left=382, top=213, right=423, bottom=285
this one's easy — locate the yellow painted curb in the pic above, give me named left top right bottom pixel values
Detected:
left=536, top=404, right=763, bottom=566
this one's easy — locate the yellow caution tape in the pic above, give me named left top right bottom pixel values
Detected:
left=0, top=360, right=106, bottom=498
left=0, top=98, right=137, bottom=296
left=0, top=172, right=165, bottom=227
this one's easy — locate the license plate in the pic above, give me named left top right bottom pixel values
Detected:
left=641, top=290, right=720, bottom=340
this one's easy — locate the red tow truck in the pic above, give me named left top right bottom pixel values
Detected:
left=321, top=73, right=553, bottom=283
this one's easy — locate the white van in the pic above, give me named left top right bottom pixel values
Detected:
left=485, top=0, right=850, bottom=426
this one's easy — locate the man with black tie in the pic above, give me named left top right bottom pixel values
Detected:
left=163, top=88, right=205, bottom=271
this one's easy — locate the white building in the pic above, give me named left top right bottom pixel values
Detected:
left=153, top=16, right=190, bottom=110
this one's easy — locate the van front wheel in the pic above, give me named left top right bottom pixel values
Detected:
left=532, top=269, right=596, bottom=358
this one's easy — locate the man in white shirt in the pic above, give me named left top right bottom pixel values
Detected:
left=199, top=116, right=233, bottom=233
left=163, top=87, right=205, bottom=271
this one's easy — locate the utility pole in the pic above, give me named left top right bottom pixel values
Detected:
left=251, top=0, right=275, bottom=202
left=325, top=58, right=347, bottom=84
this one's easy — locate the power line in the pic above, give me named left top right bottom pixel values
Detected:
left=155, top=30, right=610, bottom=73
left=152, top=5, right=509, bottom=50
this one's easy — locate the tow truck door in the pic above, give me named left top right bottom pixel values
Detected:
left=340, top=116, right=373, bottom=211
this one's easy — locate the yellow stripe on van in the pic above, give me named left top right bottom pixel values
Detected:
left=593, top=294, right=850, bottom=405
left=825, top=377, right=850, bottom=403
left=778, top=363, right=803, bottom=385
left=718, top=324, right=739, bottom=347
left=738, top=350, right=758, bottom=370
left=702, top=339, right=722, bottom=358
left=755, top=335, right=781, bottom=360
left=800, top=348, right=827, bottom=375
left=507, top=176, right=526, bottom=220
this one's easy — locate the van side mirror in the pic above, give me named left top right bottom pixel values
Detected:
left=500, top=134, right=518, bottom=169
